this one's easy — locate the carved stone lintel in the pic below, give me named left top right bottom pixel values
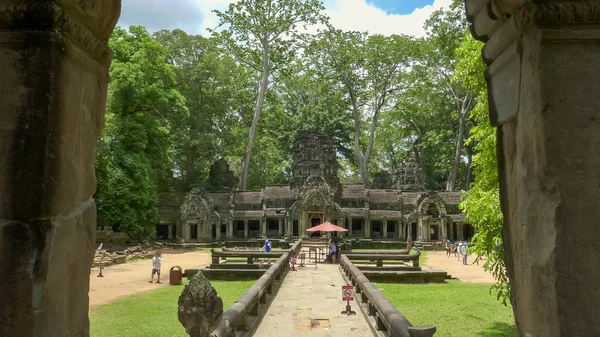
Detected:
left=0, top=1, right=121, bottom=67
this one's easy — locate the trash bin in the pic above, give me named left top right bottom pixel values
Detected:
left=169, top=266, right=183, bottom=285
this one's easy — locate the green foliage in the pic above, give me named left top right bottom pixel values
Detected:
left=90, top=280, right=253, bottom=337
left=96, top=26, right=187, bottom=240
left=456, top=34, right=509, bottom=305
left=378, top=281, right=518, bottom=336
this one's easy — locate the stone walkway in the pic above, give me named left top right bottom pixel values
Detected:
left=253, top=264, right=373, bottom=337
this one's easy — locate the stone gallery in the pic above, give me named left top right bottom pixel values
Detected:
left=157, top=133, right=472, bottom=243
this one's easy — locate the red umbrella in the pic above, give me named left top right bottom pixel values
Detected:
left=306, top=221, right=348, bottom=232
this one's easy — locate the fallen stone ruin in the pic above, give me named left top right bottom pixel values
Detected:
left=93, top=243, right=162, bottom=267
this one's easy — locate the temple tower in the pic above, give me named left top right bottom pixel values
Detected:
left=291, top=132, right=341, bottom=196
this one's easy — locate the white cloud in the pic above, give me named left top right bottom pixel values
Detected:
left=119, top=0, right=454, bottom=37
left=325, top=0, right=454, bottom=37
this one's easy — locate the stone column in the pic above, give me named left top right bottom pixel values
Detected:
left=0, top=2, right=120, bottom=336
left=228, top=220, right=233, bottom=239
left=260, top=218, right=266, bottom=237
left=215, top=224, right=221, bottom=240
left=339, top=218, right=346, bottom=238
left=441, top=218, right=447, bottom=241
left=243, top=220, right=249, bottom=239
left=348, top=216, right=353, bottom=238
left=467, top=2, right=600, bottom=335
left=364, top=217, right=371, bottom=238
left=278, top=218, right=283, bottom=237
left=382, top=220, right=388, bottom=238
left=407, top=222, right=412, bottom=240
left=167, top=225, right=173, bottom=239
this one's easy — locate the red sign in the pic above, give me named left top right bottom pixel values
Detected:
left=342, top=285, right=354, bottom=301
left=290, top=256, right=297, bottom=265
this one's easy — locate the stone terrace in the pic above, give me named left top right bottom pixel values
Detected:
left=253, top=264, right=372, bottom=337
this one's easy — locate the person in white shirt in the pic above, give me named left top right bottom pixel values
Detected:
left=149, top=252, right=162, bottom=284
left=461, top=242, right=468, bottom=265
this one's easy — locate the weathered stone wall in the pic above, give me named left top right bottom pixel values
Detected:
left=0, top=1, right=120, bottom=336
left=466, top=1, right=600, bottom=336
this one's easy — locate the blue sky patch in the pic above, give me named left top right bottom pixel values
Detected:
left=366, top=0, right=434, bottom=15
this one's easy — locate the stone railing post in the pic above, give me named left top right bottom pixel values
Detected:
left=0, top=1, right=120, bottom=336
left=465, top=1, right=600, bottom=336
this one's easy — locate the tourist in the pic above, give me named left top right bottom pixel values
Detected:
left=461, top=242, right=468, bottom=265
left=149, top=252, right=162, bottom=284
left=262, top=236, right=272, bottom=265
left=457, top=241, right=463, bottom=261
left=446, top=240, right=452, bottom=257
left=325, top=239, right=337, bottom=263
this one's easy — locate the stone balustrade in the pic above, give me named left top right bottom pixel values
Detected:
left=210, top=249, right=286, bottom=265
left=343, top=250, right=421, bottom=267
left=339, top=255, right=436, bottom=337
left=209, top=240, right=302, bottom=337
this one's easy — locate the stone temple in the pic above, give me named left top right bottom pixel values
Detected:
left=157, top=133, right=471, bottom=243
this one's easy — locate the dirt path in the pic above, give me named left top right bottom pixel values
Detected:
left=89, top=249, right=210, bottom=306
left=425, top=251, right=495, bottom=283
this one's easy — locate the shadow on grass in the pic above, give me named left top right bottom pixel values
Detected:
left=479, top=321, right=519, bottom=337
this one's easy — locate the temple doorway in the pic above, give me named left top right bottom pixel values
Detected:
left=211, top=224, right=217, bottom=239
left=430, top=224, right=439, bottom=241
left=307, top=211, right=325, bottom=237
left=190, top=224, right=198, bottom=240
left=293, top=220, right=299, bottom=237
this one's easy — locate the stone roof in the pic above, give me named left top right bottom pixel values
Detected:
left=369, top=210, right=403, bottom=219
left=233, top=191, right=262, bottom=204
left=400, top=192, right=422, bottom=205
left=342, top=184, right=366, bottom=199
left=341, top=207, right=368, bottom=217
left=263, top=186, right=294, bottom=199
left=367, top=189, right=400, bottom=203
left=209, top=192, right=231, bottom=206
left=438, top=192, right=462, bottom=205
left=233, top=210, right=264, bottom=218
left=265, top=209, right=286, bottom=217
left=448, top=213, right=466, bottom=223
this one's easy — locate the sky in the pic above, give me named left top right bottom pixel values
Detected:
left=117, top=0, right=454, bottom=38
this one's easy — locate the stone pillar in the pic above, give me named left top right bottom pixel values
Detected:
left=260, top=218, right=266, bottom=237
left=364, top=217, right=371, bottom=238
left=0, top=2, right=120, bottom=337
left=348, top=216, right=353, bottom=238
left=407, top=222, right=412, bottom=240
left=441, top=218, right=447, bottom=241
left=215, top=224, right=221, bottom=240
left=243, top=220, right=249, bottom=239
left=382, top=220, right=388, bottom=238
left=467, top=2, right=600, bottom=335
left=167, top=225, right=173, bottom=239
left=339, top=218, right=346, bottom=238
left=398, top=221, right=403, bottom=240
left=278, top=218, right=283, bottom=237
left=228, top=220, right=233, bottom=239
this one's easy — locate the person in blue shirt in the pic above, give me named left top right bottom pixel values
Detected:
left=262, top=236, right=272, bottom=265
left=326, top=239, right=337, bottom=263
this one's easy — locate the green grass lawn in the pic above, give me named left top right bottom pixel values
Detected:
left=90, top=280, right=253, bottom=337
left=376, top=281, right=518, bottom=337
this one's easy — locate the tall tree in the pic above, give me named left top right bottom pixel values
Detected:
left=211, top=0, right=327, bottom=190
left=457, top=33, right=509, bottom=305
left=154, top=29, right=252, bottom=191
left=95, top=26, right=187, bottom=240
left=306, top=30, right=415, bottom=184
left=424, top=2, right=476, bottom=191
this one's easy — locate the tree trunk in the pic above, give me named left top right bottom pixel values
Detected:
left=465, top=146, right=473, bottom=191
left=362, top=111, right=381, bottom=185
left=349, top=89, right=365, bottom=184
left=239, top=45, right=270, bottom=191
left=446, top=111, right=466, bottom=191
